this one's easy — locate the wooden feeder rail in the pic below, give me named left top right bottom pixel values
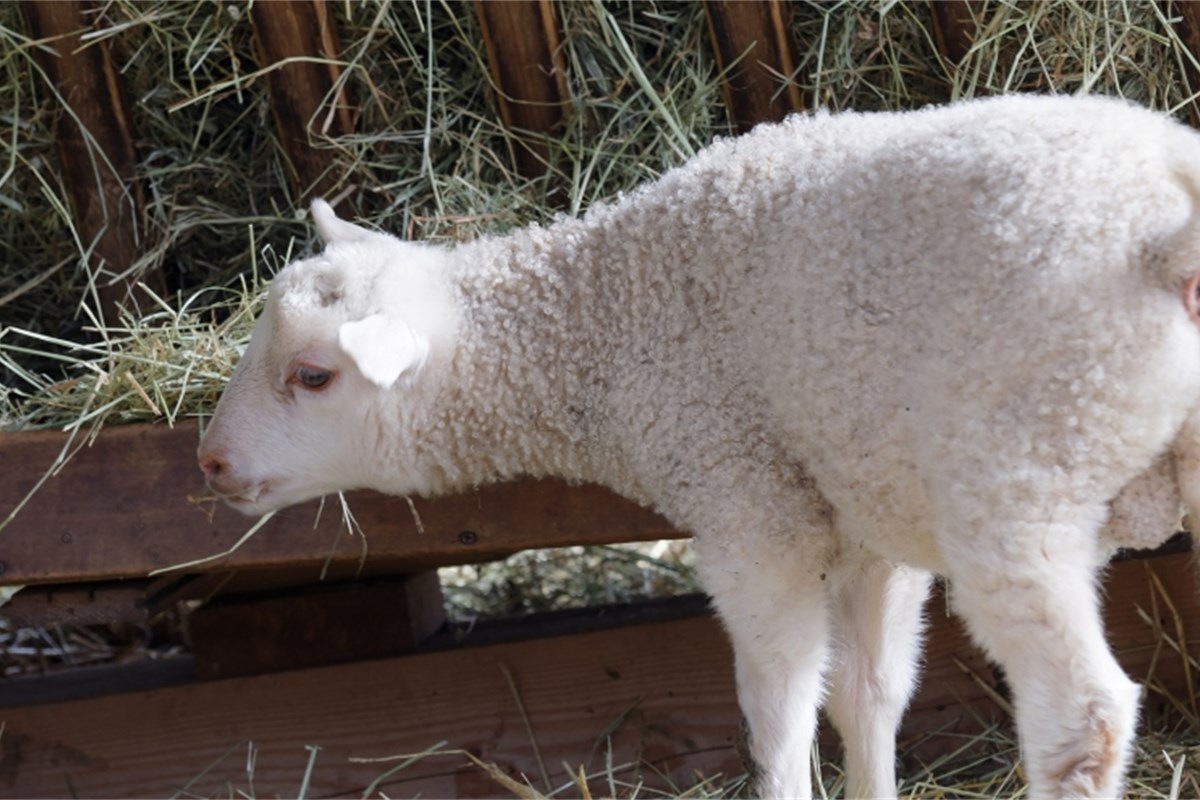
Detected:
left=0, top=421, right=683, bottom=589
left=1, top=554, right=1197, bottom=798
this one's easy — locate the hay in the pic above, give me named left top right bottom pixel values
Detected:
left=174, top=723, right=1197, bottom=799
left=440, top=540, right=697, bottom=622
left=1, top=0, right=725, bottom=429
left=5, top=1, right=1200, bottom=432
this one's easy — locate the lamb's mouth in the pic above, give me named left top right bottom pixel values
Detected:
left=209, top=480, right=271, bottom=513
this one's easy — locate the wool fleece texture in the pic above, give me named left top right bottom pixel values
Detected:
left=200, top=94, right=1200, bottom=799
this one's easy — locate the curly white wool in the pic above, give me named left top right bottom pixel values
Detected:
left=200, top=94, right=1200, bottom=799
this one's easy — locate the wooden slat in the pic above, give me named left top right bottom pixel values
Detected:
left=0, top=581, right=150, bottom=626
left=1167, top=0, right=1200, bottom=129
left=0, top=422, right=683, bottom=587
left=704, top=0, right=802, bottom=133
left=1, top=552, right=1196, bottom=797
left=250, top=0, right=354, bottom=203
left=476, top=0, right=569, bottom=182
left=930, top=0, right=982, bottom=67
left=20, top=0, right=164, bottom=325
left=189, top=574, right=445, bottom=679
left=0, top=614, right=740, bottom=798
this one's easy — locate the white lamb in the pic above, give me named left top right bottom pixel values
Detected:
left=198, top=94, right=1200, bottom=799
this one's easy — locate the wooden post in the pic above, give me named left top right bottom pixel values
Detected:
left=21, top=0, right=163, bottom=326
left=1167, top=1, right=1200, bottom=129
left=250, top=0, right=355, bottom=205
left=930, top=0, right=982, bottom=67
left=475, top=0, right=569, bottom=184
left=704, top=1, right=802, bottom=134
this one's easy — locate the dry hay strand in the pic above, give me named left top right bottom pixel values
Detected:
left=161, top=724, right=1200, bottom=800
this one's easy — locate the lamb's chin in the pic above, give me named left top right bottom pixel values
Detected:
left=220, top=491, right=273, bottom=516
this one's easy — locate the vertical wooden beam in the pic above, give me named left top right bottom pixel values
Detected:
left=475, top=0, right=569, bottom=183
left=704, top=1, right=802, bottom=134
left=930, top=0, right=982, bottom=67
left=1167, top=0, right=1200, bottom=128
left=250, top=0, right=354, bottom=205
left=21, top=0, right=162, bottom=326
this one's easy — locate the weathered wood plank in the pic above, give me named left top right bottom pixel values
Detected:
left=20, top=0, right=164, bottom=325
left=476, top=0, right=568, bottom=182
left=1, top=552, right=1196, bottom=797
left=930, top=0, right=982, bottom=67
left=189, top=574, right=445, bottom=679
left=0, top=614, right=741, bottom=798
left=0, top=581, right=151, bottom=626
left=704, top=0, right=802, bottom=133
left=0, top=422, right=682, bottom=586
left=250, top=0, right=354, bottom=202
left=1167, top=0, right=1200, bottom=129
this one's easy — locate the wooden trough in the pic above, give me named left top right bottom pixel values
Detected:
left=4, top=1, right=1200, bottom=796
left=3, top=421, right=1199, bottom=797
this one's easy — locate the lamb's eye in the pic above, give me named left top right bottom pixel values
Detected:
left=294, top=365, right=332, bottom=390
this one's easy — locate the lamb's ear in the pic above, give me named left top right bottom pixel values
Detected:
left=311, top=199, right=371, bottom=245
left=338, top=313, right=430, bottom=388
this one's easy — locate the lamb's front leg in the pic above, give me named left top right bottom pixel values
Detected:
left=824, top=560, right=932, bottom=799
left=693, top=495, right=837, bottom=799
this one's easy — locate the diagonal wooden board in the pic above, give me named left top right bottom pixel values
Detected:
left=0, top=422, right=682, bottom=586
left=475, top=0, right=569, bottom=183
left=1, top=552, right=1196, bottom=798
left=704, top=0, right=803, bottom=132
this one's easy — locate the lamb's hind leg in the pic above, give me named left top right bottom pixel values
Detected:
left=938, top=502, right=1140, bottom=799
left=694, top=496, right=837, bottom=799
left=824, top=560, right=932, bottom=799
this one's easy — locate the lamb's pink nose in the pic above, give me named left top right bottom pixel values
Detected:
left=198, top=453, right=226, bottom=482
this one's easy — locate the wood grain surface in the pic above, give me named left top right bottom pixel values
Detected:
left=1, top=552, right=1196, bottom=797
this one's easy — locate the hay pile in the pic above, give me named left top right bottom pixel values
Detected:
left=1, top=0, right=723, bottom=429
left=3, top=1, right=1199, bottom=432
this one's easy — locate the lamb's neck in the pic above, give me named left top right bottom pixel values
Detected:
left=434, top=222, right=605, bottom=490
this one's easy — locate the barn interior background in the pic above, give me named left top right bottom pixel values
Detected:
left=2, top=1, right=1200, bottom=797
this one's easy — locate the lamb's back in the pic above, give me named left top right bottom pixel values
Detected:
left=724, top=96, right=1200, bottom=566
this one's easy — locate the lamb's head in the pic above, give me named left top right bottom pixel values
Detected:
left=197, top=200, right=458, bottom=515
